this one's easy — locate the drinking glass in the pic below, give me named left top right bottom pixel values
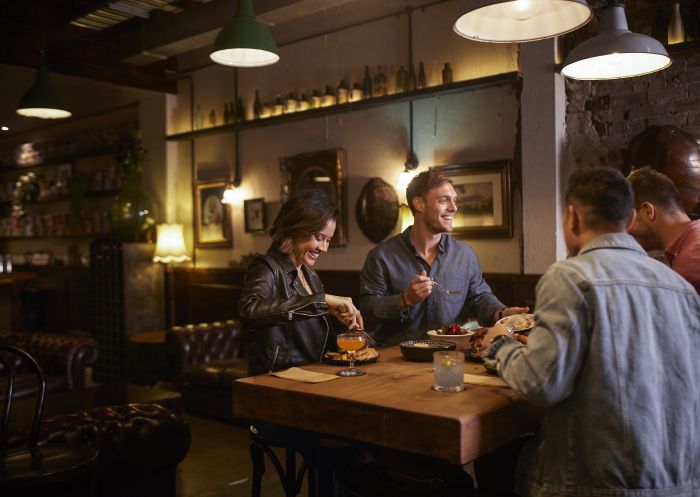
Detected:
left=433, top=351, right=464, bottom=392
left=336, top=332, right=367, bottom=377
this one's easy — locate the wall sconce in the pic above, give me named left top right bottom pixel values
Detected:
left=16, top=62, right=71, bottom=119
left=210, top=0, right=279, bottom=67
left=562, top=0, right=670, bottom=80
left=454, top=0, right=592, bottom=43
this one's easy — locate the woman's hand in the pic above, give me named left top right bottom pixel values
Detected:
left=326, top=294, right=364, bottom=330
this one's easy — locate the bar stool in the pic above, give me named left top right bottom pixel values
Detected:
left=249, top=426, right=318, bottom=497
left=0, top=345, right=98, bottom=497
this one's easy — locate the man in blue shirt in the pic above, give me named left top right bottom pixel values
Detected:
left=359, top=169, right=527, bottom=346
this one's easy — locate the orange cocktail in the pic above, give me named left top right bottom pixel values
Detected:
left=336, top=332, right=366, bottom=377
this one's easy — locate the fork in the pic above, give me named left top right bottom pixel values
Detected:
left=429, top=278, right=463, bottom=295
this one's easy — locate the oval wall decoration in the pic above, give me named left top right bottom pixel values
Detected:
left=355, top=177, right=399, bottom=243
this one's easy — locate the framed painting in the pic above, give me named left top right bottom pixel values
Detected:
left=280, top=148, right=347, bottom=246
left=432, top=159, right=513, bottom=238
left=193, top=179, right=232, bottom=248
left=244, top=197, right=266, bottom=233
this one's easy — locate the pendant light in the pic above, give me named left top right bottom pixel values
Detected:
left=562, top=0, right=671, bottom=80
left=454, top=0, right=592, bottom=43
left=210, top=0, right=279, bottom=67
left=16, top=64, right=71, bottom=119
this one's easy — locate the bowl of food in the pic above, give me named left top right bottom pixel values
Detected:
left=399, top=339, right=456, bottom=362
left=427, top=322, right=482, bottom=351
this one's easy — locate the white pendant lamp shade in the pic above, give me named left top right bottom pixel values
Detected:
left=16, top=65, right=71, bottom=119
left=562, top=3, right=670, bottom=80
left=210, top=0, right=279, bottom=67
left=153, top=224, right=191, bottom=264
left=454, top=0, right=592, bottom=43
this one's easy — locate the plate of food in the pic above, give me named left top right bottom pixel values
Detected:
left=399, top=339, right=456, bottom=362
left=322, top=347, right=380, bottom=365
left=496, top=313, right=535, bottom=333
left=427, top=323, right=487, bottom=350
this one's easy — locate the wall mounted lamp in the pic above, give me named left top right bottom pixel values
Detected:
left=561, top=0, right=670, bottom=80
left=454, top=0, right=592, bottom=43
left=16, top=63, right=71, bottom=119
left=210, top=0, right=279, bottom=67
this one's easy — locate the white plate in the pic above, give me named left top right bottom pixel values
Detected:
left=496, top=313, right=535, bottom=332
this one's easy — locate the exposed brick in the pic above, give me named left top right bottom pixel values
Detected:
left=648, top=85, right=688, bottom=104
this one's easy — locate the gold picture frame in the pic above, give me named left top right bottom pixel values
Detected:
left=193, top=179, right=232, bottom=248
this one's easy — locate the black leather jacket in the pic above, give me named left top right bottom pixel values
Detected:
left=240, top=250, right=334, bottom=376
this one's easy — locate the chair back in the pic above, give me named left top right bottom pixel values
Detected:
left=0, top=345, right=46, bottom=454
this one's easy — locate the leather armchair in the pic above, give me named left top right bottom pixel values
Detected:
left=0, top=332, right=98, bottom=399
left=166, top=320, right=247, bottom=422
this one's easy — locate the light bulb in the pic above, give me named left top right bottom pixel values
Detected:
left=504, top=0, right=542, bottom=21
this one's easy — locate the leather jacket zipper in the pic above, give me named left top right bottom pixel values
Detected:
left=287, top=300, right=324, bottom=320
left=268, top=345, right=280, bottom=373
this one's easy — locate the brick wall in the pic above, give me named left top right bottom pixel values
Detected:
left=565, top=51, right=700, bottom=169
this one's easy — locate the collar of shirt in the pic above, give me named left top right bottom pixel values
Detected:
left=579, top=232, right=647, bottom=257
left=399, top=226, right=448, bottom=261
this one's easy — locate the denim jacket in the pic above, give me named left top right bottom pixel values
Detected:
left=488, top=233, right=700, bottom=497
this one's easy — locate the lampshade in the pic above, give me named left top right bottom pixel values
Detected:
left=153, top=224, right=191, bottom=264
left=562, top=2, right=671, bottom=80
left=454, top=0, right=592, bottom=43
left=210, top=0, right=279, bottom=67
left=16, top=65, right=71, bottom=119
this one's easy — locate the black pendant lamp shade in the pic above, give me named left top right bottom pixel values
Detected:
left=16, top=65, right=71, bottom=119
left=210, top=0, right=279, bottom=67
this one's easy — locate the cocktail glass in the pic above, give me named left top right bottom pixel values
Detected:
left=336, top=332, right=367, bottom=377
left=432, top=351, right=464, bottom=392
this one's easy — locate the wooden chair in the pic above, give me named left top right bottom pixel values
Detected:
left=0, top=344, right=98, bottom=497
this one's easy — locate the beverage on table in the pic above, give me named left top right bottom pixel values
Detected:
left=336, top=332, right=367, bottom=377
left=433, top=351, right=464, bottom=392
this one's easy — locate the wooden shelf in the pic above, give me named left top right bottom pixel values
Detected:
left=0, top=189, right=121, bottom=208
left=0, top=146, right=117, bottom=171
left=0, top=234, right=109, bottom=240
left=166, top=72, right=520, bottom=142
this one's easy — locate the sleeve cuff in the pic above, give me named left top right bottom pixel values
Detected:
left=483, top=335, right=517, bottom=359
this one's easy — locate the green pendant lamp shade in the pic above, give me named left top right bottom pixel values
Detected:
left=454, top=0, right=592, bottom=43
left=562, top=2, right=670, bottom=80
left=16, top=65, right=71, bottom=119
left=210, top=0, right=279, bottom=67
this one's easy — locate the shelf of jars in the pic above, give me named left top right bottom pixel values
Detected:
left=166, top=72, right=519, bottom=142
left=0, top=210, right=112, bottom=240
left=0, top=189, right=120, bottom=208
left=0, top=146, right=118, bottom=171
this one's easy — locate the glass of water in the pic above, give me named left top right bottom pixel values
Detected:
left=432, top=351, right=464, bottom=392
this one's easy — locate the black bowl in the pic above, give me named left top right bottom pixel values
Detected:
left=399, top=339, right=456, bottom=362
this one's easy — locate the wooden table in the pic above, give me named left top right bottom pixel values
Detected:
left=233, top=347, right=540, bottom=464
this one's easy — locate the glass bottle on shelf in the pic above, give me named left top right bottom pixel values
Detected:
left=668, top=2, right=685, bottom=44
left=253, top=90, right=263, bottom=119
left=285, top=92, right=299, bottom=113
left=387, top=64, right=397, bottom=95
left=408, top=64, right=417, bottom=91
left=418, top=62, right=427, bottom=89
left=261, top=101, right=272, bottom=118
left=350, top=83, right=363, bottom=102
left=362, top=66, right=373, bottom=99
left=442, top=62, right=453, bottom=84
left=299, top=93, right=311, bottom=111
left=396, top=65, right=407, bottom=93
left=311, top=90, right=322, bottom=109
left=336, top=80, right=350, bottom=104
left=194, top=105, right=204, bottom=130
left=208, top=109, right=216, bottom=127
left=273, top=95, right=285, bottom=116
left=224, top=103, right=231, bottom=124
left=373, top=65, right=387, bottom=97
left=322, top=85, right=337, bottom=107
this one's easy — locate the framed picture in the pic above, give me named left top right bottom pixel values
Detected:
left=193, top=179, right=232, bottom=248
left=56, top=162, right=72, bottom=186
left=244, top=197, right=266, bottom=233
left=432, top=159, right=513, bottom=239
left=280, top=148, right=347, bottom=246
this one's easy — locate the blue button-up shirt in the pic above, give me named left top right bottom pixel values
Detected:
left=359, top=227, right=504, bottom=346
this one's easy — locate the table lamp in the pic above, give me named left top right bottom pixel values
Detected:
left=153, top=223, right=191, bottom=328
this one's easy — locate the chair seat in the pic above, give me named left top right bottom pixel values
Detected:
left=0, top=444, right=98, bottom=488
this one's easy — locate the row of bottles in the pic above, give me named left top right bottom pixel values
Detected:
left=251, top=62, right=453, bottom=120
left=0, top=209, right=112, bottom=238
left=193, top=61, right=454, bottom=128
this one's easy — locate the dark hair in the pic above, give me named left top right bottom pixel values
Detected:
left=269, top=189, right=338, bottom=252
left=565, top=167, right=633, bottom=230
left=406, top=170, right=454, bottom=215
left=627, top=166, right=683, bottom=212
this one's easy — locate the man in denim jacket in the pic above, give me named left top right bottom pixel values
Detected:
left=482, top=168, right=700, bottom=497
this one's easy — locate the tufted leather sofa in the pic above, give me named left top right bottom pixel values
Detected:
left=33, top=403, right=191, bottom=497
left=166, top=320, right=248, bottom=422
left=0, top=332, right=98, bottom=400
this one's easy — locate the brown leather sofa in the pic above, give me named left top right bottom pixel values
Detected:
left=166, top=320, right=248, bottom=422
left=0, top=332, right=98, bottom=400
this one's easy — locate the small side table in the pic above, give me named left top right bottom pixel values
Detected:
left=126, top=331, right=171, bottom=385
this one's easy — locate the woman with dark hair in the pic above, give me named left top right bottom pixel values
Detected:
left=239, top=190, right=362, bottom=496
left=240, top=188, right=363, bottom=376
